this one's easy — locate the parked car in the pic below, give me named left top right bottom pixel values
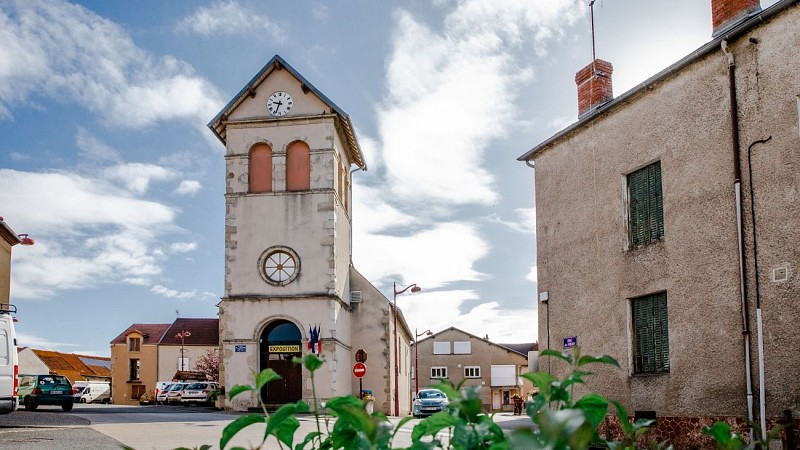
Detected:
left=17, top=374, right=74, bottom=411
left=412, top=388, right=449, bottom=418
left=155, top=383, right=173, bottom=405
left=72, top=381, right=110, bottom=403
left=154, top=381, right=173, bottom=405
left=180, top=382, right=219, bottom=406
left=165, top=382, right=188, bottom=404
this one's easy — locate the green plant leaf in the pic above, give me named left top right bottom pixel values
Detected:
left=411, top=411, right=460, bottom=441
left=293, top=354, right=324, bottom=373
left=390, top=416, right=416, bottom=443
left=541, top=348, right=573, bottom=364
left=294, top=431, right=322, bottom=450
left=265, top=401, right=310, bottom=448
left=610, top=399, right=633, bottom=436
left=574, top=393, right=608, bottom=428
left=577, top=354, right=621, bottom=369
left=431, top=380, right=460, bottom=401
left=255, top=368, right=282, bottom=391
left=227, top=384, right=253, bottom=400
left=220, top=414, right=266, bottom=450
left=522, top=371, right=557, bottom=399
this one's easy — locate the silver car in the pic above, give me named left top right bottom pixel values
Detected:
left=165, top=382, right=188, bottom=405
left=180, top=382, right=219, bottom=405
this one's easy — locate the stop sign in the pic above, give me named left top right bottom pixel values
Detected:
left=353, top=362, right=366, bottom=378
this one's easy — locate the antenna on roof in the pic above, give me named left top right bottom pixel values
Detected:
left=589, top=0, right=597, bottom=62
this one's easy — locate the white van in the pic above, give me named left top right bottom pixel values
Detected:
left=0, top=305, right=19, bottom=414
left=73, top=381, right=111, bottom=403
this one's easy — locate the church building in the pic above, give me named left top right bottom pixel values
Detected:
left=208, top=55, right=413, bottom=415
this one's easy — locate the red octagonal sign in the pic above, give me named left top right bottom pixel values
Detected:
left=353, top=362, right=366, bottom=378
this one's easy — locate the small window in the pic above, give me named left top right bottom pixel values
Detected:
left=129, top=358, right=141, bottom=381
left=430, top=366, right=448, bottom=379
left=128, top=337, right=141, bottom=352
left=627, top=161, right=664, bottom=247
left=464, top=366, right=481, bottom=378
left=131, top=385, right=146, bottom=400
left=433, top=341, right=451, bottom=355
left=177, top=357, right=190, bottom=371
left=0, top=330, right=8, bottom=364
left=249, top=143, right=273, bottom=193
left=632, top=292, right=670, bottom=374
left=453, top=341, right=471, bottom=354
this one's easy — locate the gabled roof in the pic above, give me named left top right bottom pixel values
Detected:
left=208, top=54, right=366, bottom=169
left=30, top=349, right=111, bottom=384
left=110, top=323, right=171, bottom=345
left=159, top=318, right=219, bottom=346
left=417, top=326, right=536, bottom=358
left=0, top=217, right=21, bottom=246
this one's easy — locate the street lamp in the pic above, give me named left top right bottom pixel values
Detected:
left=414, top=328, right=433, bottom=396
left=175, top=330, right=192, bottom=372
left=393, top=282, right=421, bottom=416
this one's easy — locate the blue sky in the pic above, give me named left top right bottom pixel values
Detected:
left=1, top=0, right=777, bottom=356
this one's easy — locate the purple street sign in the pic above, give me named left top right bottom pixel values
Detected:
left=563, top=336, right=577, bottom=349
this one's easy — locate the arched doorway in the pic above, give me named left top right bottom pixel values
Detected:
left=259, top=320, right=303, bottom=405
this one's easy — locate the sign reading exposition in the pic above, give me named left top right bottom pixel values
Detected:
left=269, top=345, right=300, bottom=353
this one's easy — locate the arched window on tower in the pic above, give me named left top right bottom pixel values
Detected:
left=286, top=141, right=311, bottom=191
left=249, top=143, right=273, bottom=193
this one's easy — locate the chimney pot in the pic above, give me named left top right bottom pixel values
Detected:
left=575, top=59, right=613, bottom=118
left=711, top=0, right=761, bottom=37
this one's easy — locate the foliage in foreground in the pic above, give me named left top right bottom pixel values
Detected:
left=156, top=349, right=777, bottom=450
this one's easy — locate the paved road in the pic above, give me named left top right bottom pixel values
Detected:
left=0, top=403, right=535, bottom=449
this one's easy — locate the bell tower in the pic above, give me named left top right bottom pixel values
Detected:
left=209, top=55, right=366, bottom=409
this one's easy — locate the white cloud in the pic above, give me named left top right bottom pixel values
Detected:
left=0, top=0, right=223, bottom=130
left=378, top=1, right=582, bottom=206
left=402, top=291, right=537, bottom=344
left=169, top=242, right=198, bottom=253
left=177, top=1, right=284, bottom=41
left=76, top=127, right=121, bottom=163
left=0, top=168, right=179, bottom=299
left=150, top=284, right=197, bottom=300
left=16, top=331, right=79, bottom=351
left=526, top=265, right=538, bottom=284
left=311, top=4, right=329, bottom=21
left=103, top=163, right=178, bottom=194
left=174, top=180, right=201, bottom=196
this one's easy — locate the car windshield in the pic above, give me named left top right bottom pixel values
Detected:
left=161, top=384, right=172, bottom=391
left=186, top=383, right=207, bottom=389
left=170, top=384, right=186, bottom=391
left=74, top=387, right=86, bottom=393
left=419, top=390, right=445, bottom=399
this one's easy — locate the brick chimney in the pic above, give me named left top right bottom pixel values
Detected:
left=712, top=0, right=761, bottom=37
left=575, top=59, right=613, bottom=118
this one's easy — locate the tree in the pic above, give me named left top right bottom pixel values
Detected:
left=195, top=348, right=219, bottom=382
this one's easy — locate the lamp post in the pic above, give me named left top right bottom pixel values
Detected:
left=414, top=328, right=432, bottom=396
left=175, top=330, right=191, bottom=372
left=393, top=282, right=421, bottom=416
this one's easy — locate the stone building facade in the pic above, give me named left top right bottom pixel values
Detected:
left=518, top=0, right=799, bottom=447
left=209, top=55, right=412, bottom=415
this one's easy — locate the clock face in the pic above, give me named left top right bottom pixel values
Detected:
left=258, top=246, right=300, bottom=286
left=267, top=91, right=293, bottom=117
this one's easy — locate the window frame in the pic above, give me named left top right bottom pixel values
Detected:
left=631, top=292, right=670, bottom=375
left=430, top=366, right=448, bottom=379
left=627, top=161, right=664, bottom=247
left=128, top=337, right=141, bottom=352
left=129, top=358, right=141, bottom=381
left=464, top=366, right=481, bottom=378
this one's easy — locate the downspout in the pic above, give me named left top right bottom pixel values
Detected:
left=721, top=40, right=755, bottom=434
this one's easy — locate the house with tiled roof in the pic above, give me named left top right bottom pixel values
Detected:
left=18, top=348, right=111, bottom=384
left=411, top=327, right=537, bottom=413
left=109, top=318, right=219, bottom=405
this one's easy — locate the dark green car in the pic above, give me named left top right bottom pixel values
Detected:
left=18, top=374, right=74, bottom=411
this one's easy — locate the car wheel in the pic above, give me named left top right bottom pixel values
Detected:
left=62, top=402, right=74, bottom=412
left=80, top=398, right=86, bottom=403
left=24, top=397, right=37, bottom=411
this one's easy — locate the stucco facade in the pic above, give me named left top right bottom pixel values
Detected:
left=519, top=0, right=799, bottom=446
left=0, top=218, right=22, bottom=311
left=212, top=56, right=412, bottom=415
left=413, top=327, right=535, bottom=413
left=110, top=330, right=160, bottom=405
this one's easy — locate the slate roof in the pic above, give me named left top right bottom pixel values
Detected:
left=110, top=323, right=171, bottom=345
left=159, top=318, right=220, bottom=346
left=29, top=349, right=111, bottom=384
left=497, top=342, right=538, bottom=355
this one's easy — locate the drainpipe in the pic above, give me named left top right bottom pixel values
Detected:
left=721, top=40, right=755, bottom=434
left=748, top=136, right=772, bottom=438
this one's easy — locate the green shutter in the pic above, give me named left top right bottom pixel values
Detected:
left=633, top=292, right=669, bottom=374
left=628, top=162, right=664, bottom=246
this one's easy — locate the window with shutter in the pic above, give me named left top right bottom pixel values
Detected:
left=632, top=292, right=670, bottom=374
left=627, top=162, right=664, bottom=247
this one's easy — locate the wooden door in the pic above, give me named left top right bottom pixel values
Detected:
left=262, top=358, right=302, bottom=405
